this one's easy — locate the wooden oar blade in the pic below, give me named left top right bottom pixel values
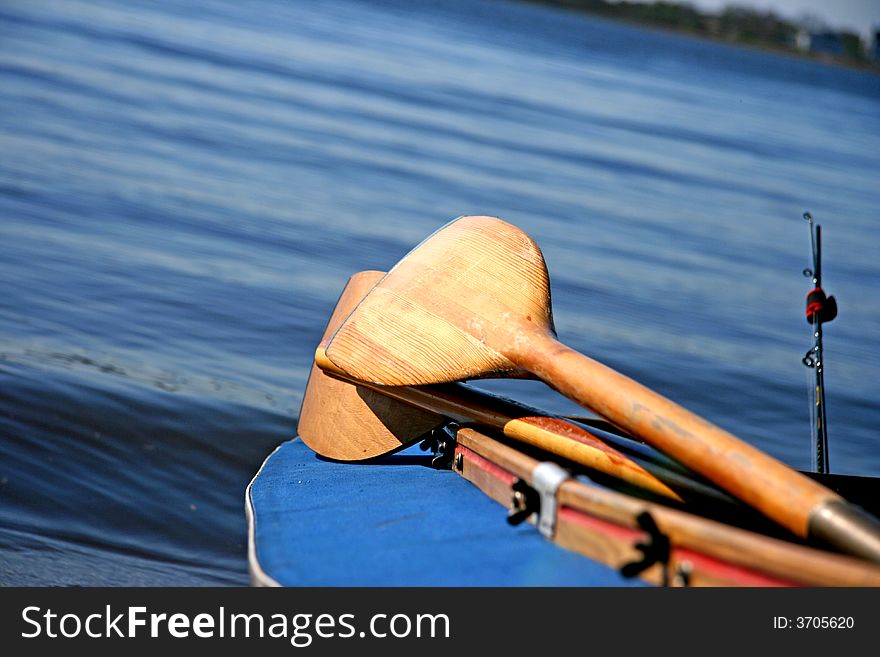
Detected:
left=326, top=215, right=554, bottom=386
left=298, top=271, right=443, bottom=460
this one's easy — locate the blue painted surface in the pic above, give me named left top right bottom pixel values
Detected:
left=248, top=440, right=644, bottom=586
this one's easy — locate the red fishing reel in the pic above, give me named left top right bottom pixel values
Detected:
left=805, top=286, right=837, bottom=325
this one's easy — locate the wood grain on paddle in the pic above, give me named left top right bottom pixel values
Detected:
left=325, top=215, right=880, bottom=561
left=327, top=216, right=551, bottom=385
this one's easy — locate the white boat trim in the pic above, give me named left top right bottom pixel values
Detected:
left=244, top=441, right=286, bottom=587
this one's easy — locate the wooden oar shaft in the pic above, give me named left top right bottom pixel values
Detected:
left=512, top=332, right=841, bottom=539
left=315, top=347, right=683, bottom=501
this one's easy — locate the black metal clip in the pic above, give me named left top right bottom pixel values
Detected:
left=507, top=478, right=539, bottom=526
left=419, top=423, right=459, bottom=470
left=620, top=511, right=672, bottom=585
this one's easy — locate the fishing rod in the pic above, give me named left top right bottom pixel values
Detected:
left=801, top=212, right=837, bottom=474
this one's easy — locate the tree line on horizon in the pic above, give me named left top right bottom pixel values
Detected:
left=525, top=0, right=874, bottom=64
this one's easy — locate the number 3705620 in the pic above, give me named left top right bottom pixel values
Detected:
left=773, top=617, right=854, bottom=629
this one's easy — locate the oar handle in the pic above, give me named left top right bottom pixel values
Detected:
left=513, top=332, right=880, bottom=561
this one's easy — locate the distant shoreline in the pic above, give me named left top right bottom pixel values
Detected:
left=514, top=0, right=880, bottom=74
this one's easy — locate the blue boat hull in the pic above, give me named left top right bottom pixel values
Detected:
left=246, top=438, right=644, bottom=586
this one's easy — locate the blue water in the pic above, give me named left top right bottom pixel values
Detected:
left=1, top=0, right=878, bottom=585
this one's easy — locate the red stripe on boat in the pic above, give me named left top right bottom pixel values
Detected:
left=457, top=445, right=518, bottom=485
left=559, top=506, right=798, bottom=587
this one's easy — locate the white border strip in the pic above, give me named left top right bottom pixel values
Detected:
left=245, top=442, right=288, bottom=587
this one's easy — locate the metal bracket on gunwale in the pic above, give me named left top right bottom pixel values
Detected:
left=533, top=462, right=570, bottom=539
left=419, top=422, right=459, bottom=470
left=507, top=462, right=570, bottom=539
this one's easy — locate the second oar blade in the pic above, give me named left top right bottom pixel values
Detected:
left=298, top=270, right=443, bottom=460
